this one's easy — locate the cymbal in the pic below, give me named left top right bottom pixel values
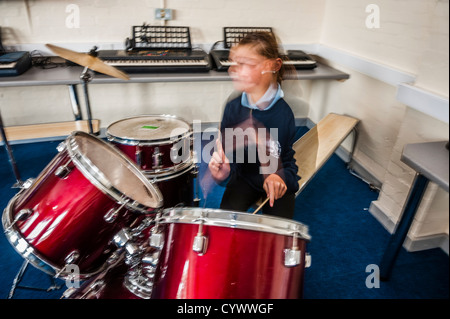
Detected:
left=46, top=43, right=130, bottom=81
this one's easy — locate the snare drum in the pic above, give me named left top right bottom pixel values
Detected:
left=106, top=115, right=192, bottom=174
left=2, top=132, right=163, bottom=279
left=127, top=208, right=311, bottom=299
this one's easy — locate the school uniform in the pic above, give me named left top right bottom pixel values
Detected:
left=219, top=84, right=300, bottom=219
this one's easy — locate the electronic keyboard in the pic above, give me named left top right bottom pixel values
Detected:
left=96, top=49, right=211, bottom=73
left=210, top=49, right=317, bottom=71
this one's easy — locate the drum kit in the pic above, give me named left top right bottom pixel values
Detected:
left=1, top=45, right=311, bottom=299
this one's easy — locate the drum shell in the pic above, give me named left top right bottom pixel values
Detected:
left=146, top=163, right=197, bottom=208
left=112, top=141, right=191, bottom=173
left=151, top=221, right=307, bottom=299
left=8, top=149, right=142, bottom=276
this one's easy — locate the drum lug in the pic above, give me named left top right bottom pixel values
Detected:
left=149, top=213, right=164, bottom=249
left=284, top=225, right=302, bottom=267
left=104, top=201, right=127, bottom=223
left=56, top=141, right=66, bottom=152
left=55, top=160, right=73, bottom=178
left=5, top=208, right=33, bottom=231
left=305, top=252, right=312, bottom=268
left=152, top=147, right=163, bottom=169
left=284, top=248, right=301, bottom=267
left=193, top=213, right=208, bottom=255
left=149, top=232, right=164, bottom=249
left=135, top=148, right=142, bottom=167
left=193, top=235, right=208, bottom=255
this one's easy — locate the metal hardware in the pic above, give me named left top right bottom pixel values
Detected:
left=305, top=252, right=312, bottom=268
left=193, top=234, right=208, bottom=255
left=55, top=159, right=73, bottom=178
left=135, top=148, right=142, bottom=167
left=65, top=250, right=80, bottom=264
left=112, top=228, right=133, bottom=248
left=142, top=251, right=160, bottom=267
left=152, top=147, right=163, bottom=168
left=104, top=201, right=127, bottom=223
left=284, top=248, right=301, bottom=267
left=149, top=232, right=164, bottom=249
left=149, top=212, right=164, bottom=249
left=193, top=217, right=208, bottom=255
left=56, top=141, right=66, bottom=153
left=21, top=178, right=35, bottom=189
left=5, top=208, right=33, bottom=231
left=283, top=225, right=302, bottom=267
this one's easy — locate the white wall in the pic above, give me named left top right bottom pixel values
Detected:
left=314, top=0, right=449, bottom=251
left=1, top=0, right=448, bottom=251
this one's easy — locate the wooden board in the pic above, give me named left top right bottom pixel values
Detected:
left=293, top=113, right=359, bottom=195
left=1, top=120, right=101, bottom=142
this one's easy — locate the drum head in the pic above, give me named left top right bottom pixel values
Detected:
left=106, top=115, right=191, bottom=144
left=68, top=132, right=163, bottom=210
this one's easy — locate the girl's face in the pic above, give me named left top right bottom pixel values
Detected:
left=228, top=44, right=275, bottom=94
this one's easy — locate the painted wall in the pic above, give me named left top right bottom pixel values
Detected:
left=314, top=0, right=449, bottom=251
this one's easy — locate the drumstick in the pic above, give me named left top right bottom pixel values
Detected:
left=252, top=197, right=269, bottom=214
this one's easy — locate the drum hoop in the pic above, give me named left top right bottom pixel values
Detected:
left=159, top=207, right=311, bottom=240
left=66, top=132, right=163, bottom=212
left=106, top=132, right=192, bottom=147
left=106, top=114, right=192, bottom=146
left=144, top=160, right=196, bottom=181
left=1, top=194, right=107, bottom=280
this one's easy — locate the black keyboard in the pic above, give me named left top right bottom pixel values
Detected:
left=97, top=49, right=212, bottom=73
left=210, top=49, right=317, bottom=71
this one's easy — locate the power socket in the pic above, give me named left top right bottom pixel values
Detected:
left=155, top=8, right=173, bottom=20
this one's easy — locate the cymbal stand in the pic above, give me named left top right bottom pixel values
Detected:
left=0, top=108, right=23, bottom=188
left=80, top=67, right=94, bottom=134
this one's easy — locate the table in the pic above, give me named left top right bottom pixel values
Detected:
left=380, top=141, right=449, bottom=280
left=0, top=62, right=349, bottom=185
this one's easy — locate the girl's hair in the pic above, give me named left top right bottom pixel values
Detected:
left=237, top=31, right=295, bottom=84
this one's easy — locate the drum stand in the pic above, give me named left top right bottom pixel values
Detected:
left=7, top=260, right=62, bottom=299
left=80, top=67, right=95, bottom=135
left=0, top=109, right=24, bottom=188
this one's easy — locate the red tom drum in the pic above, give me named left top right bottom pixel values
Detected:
left=106, top=115, right=192, bottom=174
left=2, top=132, right=163, bottom=279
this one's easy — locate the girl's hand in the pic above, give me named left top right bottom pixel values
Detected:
left=208, top=138, right=231, bottom=182
left=263, top=174, right=287, bottom=207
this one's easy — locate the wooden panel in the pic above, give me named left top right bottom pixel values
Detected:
left=293, top=113, right=359, bottom=195
left=1, top=120, right=101, bottom=142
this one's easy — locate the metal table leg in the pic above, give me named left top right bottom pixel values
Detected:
left=0, top=109, right=23, bottom=188
left=379, top=173, right=429, bottom=281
